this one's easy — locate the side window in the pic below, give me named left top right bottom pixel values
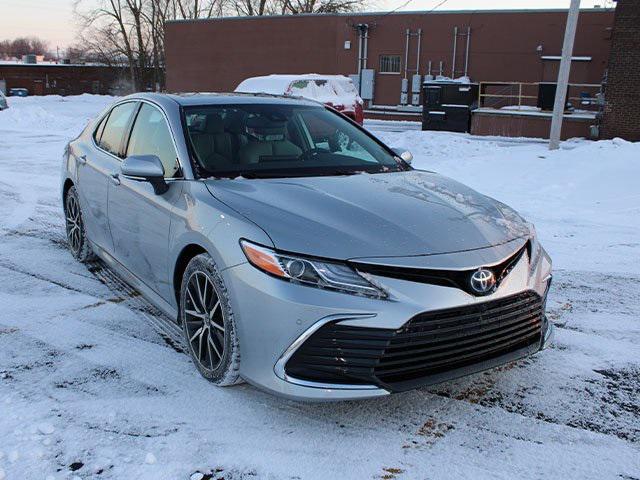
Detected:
left=93, top=113, right=109, bottom=143
left=99, top=102, right=137, bottom=157
left=126, top=104, right=180, bottom=178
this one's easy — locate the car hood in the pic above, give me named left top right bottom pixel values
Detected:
left=205, top=170, right=530, bottom=260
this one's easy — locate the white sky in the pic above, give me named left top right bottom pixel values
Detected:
left=0, top=0, right=614, bottom=50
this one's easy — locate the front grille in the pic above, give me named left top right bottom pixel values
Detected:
left=285, top=291, right=544, bottom=391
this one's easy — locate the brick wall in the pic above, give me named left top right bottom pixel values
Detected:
left=601, top=0, right=640, bottom=141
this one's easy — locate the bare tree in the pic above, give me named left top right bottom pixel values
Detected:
left=282, top=0, right=364, bottom=14
left=73, top=0, right=368, bottom=92
left=232, top=0, right=284, bottom=16
left=0, top=37, right=50, bottom=59
left=74, top=0, right=227, bottom=91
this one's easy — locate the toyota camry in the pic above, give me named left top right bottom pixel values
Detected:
left=61, top=93, right=553, bottom=400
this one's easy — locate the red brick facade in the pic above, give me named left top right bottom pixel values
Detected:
left=165, top=9, right=614, bottom=107
left=601, top=0, right=640, bottom=141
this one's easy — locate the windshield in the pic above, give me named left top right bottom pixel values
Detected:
left=183, top=104, right=407, bottom=178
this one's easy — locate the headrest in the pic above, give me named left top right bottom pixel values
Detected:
left=225, top=110, right=247, bottom=134
left=245, top=115, right=286, bottom=141
left=204, top=114, right=225, bottom=134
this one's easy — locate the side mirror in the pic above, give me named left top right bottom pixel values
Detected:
left=121, top=155, right=168, bottom=195
left=392, top=147, right=413, bottom=165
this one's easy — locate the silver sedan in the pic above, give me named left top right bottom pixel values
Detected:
left=61, top=93, right=553, bottom=401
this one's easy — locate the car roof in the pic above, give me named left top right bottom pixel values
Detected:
left=124, top=91, right=322, bottom=108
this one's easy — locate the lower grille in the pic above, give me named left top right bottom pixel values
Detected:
left=285, top=291, right=544, bottom=391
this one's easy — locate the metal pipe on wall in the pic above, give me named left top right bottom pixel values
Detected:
left=451, top=26, right=458, bottom=78
left=404, top=29, right=410, bottom=79
left=357, top=28, right=363, bottom=75
left=464, top=26, right=471, bottom=77
left=363, top=28, right=369, bottom=69
left=416, top=29, right=422, bottom=72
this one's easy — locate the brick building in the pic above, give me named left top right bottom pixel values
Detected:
left=165, top=8, right=614, bottom=107
left=601, top=0, right=640, bottom=141
left=0, top=62, right=134, bottom=96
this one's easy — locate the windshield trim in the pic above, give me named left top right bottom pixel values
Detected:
left=208, top=163, right=404, bottom=180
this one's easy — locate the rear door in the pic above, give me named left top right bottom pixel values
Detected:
left=76, top=101, right=138, bottom=254
left=107, top=102, right=183, bottom=299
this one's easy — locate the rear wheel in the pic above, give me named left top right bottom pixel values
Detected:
left=180, top=254, right=241, bottom=386
left=64, top=186, right=94, bottom=262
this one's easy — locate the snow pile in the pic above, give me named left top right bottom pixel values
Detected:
left=0, top=94, right=113, bottom=135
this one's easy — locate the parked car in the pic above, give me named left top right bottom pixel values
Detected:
left=0, top=91, right=7, bottom=110
left=235, top=74, right=365, bottom=125
left=8, top=88, right=28, bottom=97
left=62, top=93, right=553, bottom=401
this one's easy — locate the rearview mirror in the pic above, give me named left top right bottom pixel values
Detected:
left=121, top=155, right=168, bottom=194
left=392, top=147, right=413, bottom=165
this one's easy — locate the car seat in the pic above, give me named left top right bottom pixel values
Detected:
left=191, top=113, right=235, bottom=170
left=238, top=116, right=302, bottom=164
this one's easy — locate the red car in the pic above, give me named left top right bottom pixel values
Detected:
left=235, top=74, right=364, bottom=125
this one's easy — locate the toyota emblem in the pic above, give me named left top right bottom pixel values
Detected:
left=470, top=268, right=496, bottom=295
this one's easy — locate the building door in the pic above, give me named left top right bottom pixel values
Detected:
left=32, top=80, right=44, bottom=95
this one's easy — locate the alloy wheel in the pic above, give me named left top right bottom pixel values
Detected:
left=184, top=270, right=226, bottom=372
left=65, top=192, right=83, bottom=255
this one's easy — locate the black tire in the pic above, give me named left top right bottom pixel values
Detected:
left=180, top=253, right=241, bottom=386
left=64, top=186, right=94, bottom=262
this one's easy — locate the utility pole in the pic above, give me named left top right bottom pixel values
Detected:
left=549, top=0, right=581, bottom=150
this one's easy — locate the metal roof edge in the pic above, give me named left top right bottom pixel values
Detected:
left=165, top=8, right=615, bottom=25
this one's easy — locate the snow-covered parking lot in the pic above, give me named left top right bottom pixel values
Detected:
left=0, top=95, right=639, bottom=480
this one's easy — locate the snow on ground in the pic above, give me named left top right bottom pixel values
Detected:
left=0, top=95, right=639, bottom=480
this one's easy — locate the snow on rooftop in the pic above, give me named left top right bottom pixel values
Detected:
left=0, top=60, right=112, bottom=67
left=235, top=74, right=361, bottom=105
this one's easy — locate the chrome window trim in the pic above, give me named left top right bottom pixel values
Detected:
left=91, top=100, right=138, bottom=162
left=273, top=313, right=384, bottom=391
left=90, top=98, right=185, bottom=180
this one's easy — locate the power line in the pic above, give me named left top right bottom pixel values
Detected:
left=378, top=0, right=451, bottom=21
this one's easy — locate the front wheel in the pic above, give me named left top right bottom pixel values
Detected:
left=64, top=186, right=94, bottom=262
left=180, top=254, right=241, bottom=386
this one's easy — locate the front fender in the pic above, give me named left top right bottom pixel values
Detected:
left=167, top=181, right=273, bottom=309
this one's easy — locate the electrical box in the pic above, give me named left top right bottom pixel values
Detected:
left=411, top=74, right=422, bottom=105
left=350, top=69, right=375, bottom=100
left=411, top=74, right=422, bottom=93
left=400, top=78, right=409, bottom=105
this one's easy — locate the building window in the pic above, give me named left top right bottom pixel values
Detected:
left=379, top=55, right=401, bottom=74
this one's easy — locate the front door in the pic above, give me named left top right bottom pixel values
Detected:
left=76, top=101, right=138, bottom=254
left=107, top=102, right=183, bottom=299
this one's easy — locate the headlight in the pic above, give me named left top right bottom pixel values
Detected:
left=240, top=240, right=386, bottom=298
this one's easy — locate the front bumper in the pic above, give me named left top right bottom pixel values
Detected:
left=222, top=243, right=553, bottom=401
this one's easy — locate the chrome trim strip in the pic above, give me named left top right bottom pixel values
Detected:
left=274, top=313, right=384, bottom=391
left=350, top=236, right=530, bottom=271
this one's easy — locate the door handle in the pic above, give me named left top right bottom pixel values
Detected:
left=110, top=173, right=121, bottom=186
left=77, top=155, right=87, bottom=165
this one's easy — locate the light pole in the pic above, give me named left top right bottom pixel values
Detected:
left=549, top=0, right=581, bottom=150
